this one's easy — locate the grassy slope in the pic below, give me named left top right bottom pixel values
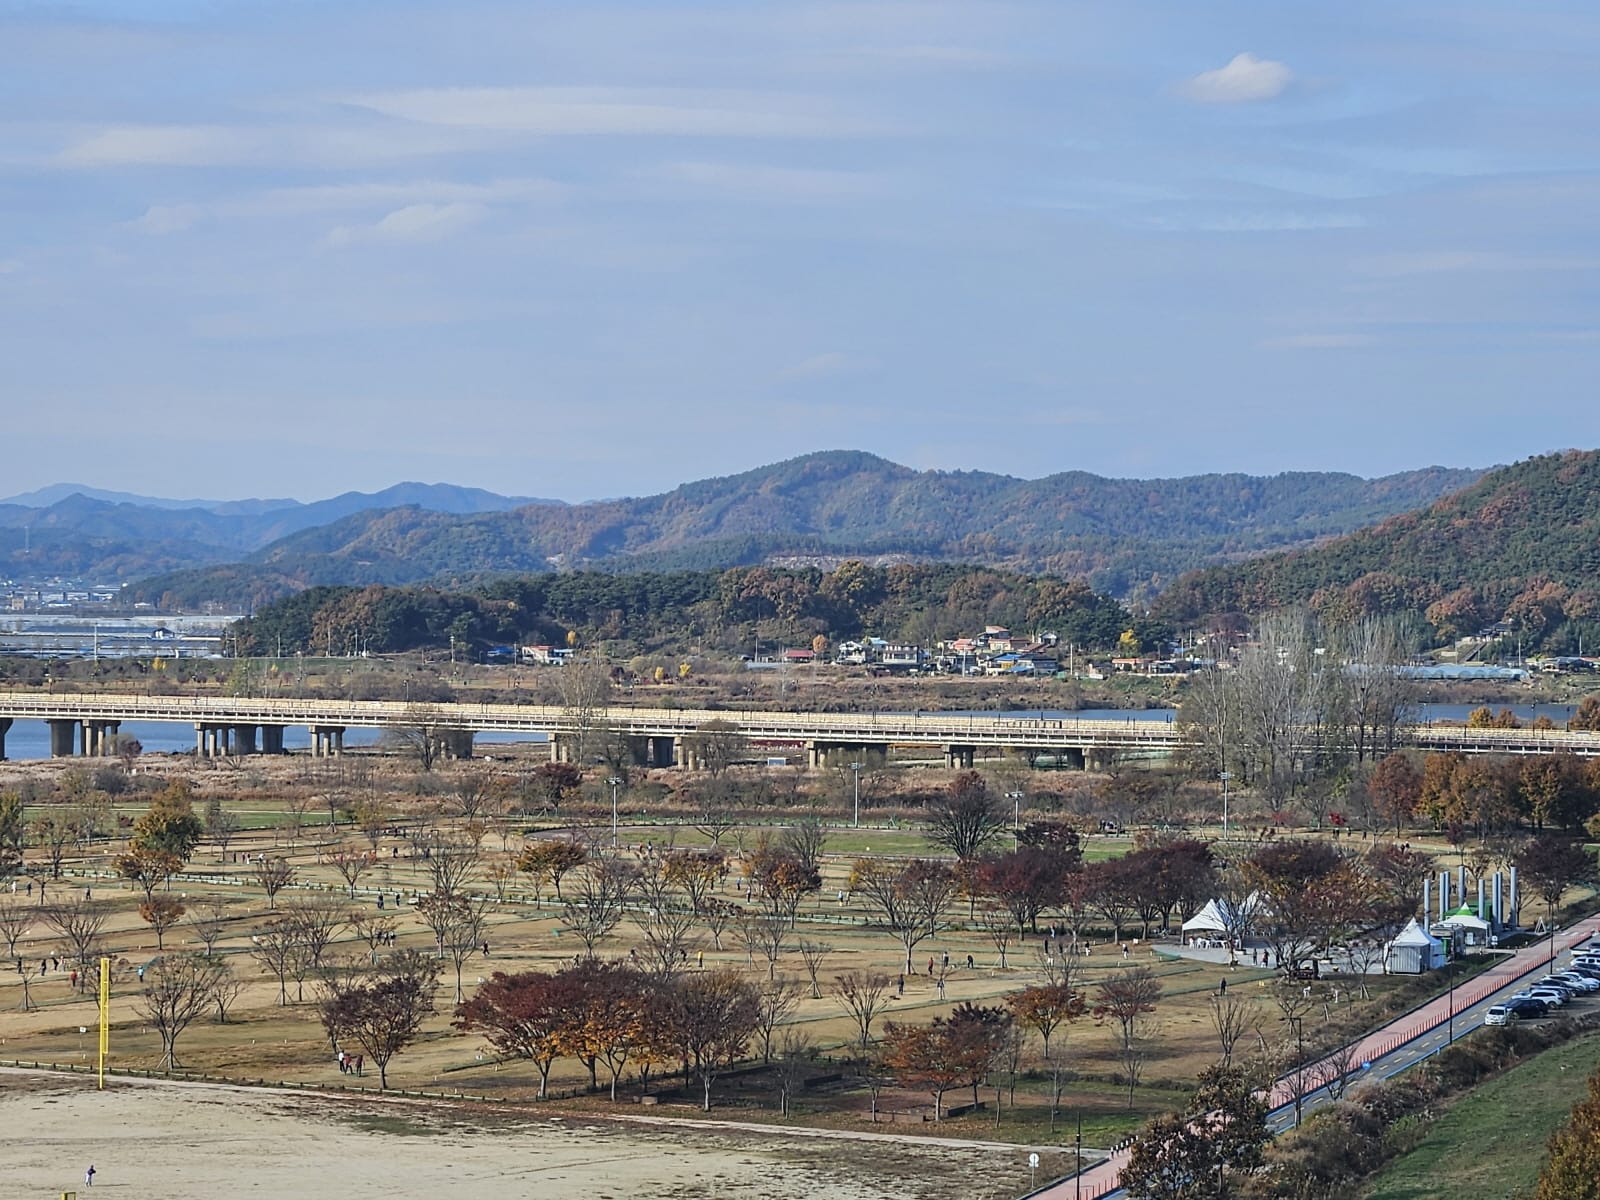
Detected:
left=1364, top=1030, right=1600, bottom=1200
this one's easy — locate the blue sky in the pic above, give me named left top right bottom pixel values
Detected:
left=5, top=1, right=1600, bottom=502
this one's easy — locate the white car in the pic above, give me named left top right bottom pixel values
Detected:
left=1484, top=1005, right=1518, bottom=1026
left=1554, top=973, right=1600, bottom=993
left=1518, top=989, right=1569, bottom=1008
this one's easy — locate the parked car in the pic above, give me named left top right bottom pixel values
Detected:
left=1518, top=988, right=1569, bottom=1007
left=1507, top=997, right=1549, bottom=1017
left=1554, top=972, right=1600, bottom=992
left=1536, top=977, right=1580, bottom=996
left=1485, top=1005, right=1518, bottom=1026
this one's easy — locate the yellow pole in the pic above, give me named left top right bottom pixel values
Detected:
left=98, top=956, right=109, bottom=1089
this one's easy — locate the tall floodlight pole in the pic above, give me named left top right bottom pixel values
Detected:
left=608, top=776, right=622, bottom=848
left=849, top=762, right=863, bottom=827
left=1219, top=771, right=1233, bottom=839
left=98, top=956, right=109, bottom=1089
left=1007, top=790, right=1024, bottom=845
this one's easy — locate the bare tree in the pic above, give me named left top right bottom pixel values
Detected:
left=252, top=857, right=297, bottom=911
left=738, top=910, right=788, bottom=981
left=1209, top=991, right=1258, bottom=1067
left=44, top=896, right=108, bottom=989
left=350, top=911, right=398, bottom=964
left=753, top=976, right=803, bottom=1064
left=774, top=1027, right=815, bottom=1118
left=633, top=904, right=701, bottom=979
left=796, top=939, right=833, bottom=999
left=557, top=652, right=613, bottom=765
left=925, top=771, right=1009, bottom=860
left=417, top=891, right=491, bottom=1003
left=832, top=969, right=894, bottom=1048
left=559, top=857, right=637, bottom=956
left=186, top=898, right=232, bottom=957
left=981, top=907, right=1014, bottom=970
left=138, top=953, right=228, bottom=1072
left=282, top=899, right=349, bottom=979
left=250, top=920, right=302, bottom=1006
left=0, top=897, right=31, bottom=957
left=1095, top=966, right=1162, bottom=1106
left=850, top=859, right=957, bottom=974
left=330, top=849, right=376, bottom=897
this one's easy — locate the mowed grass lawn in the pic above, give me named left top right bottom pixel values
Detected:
left=1364, top=1030, right=1600, bottom=1200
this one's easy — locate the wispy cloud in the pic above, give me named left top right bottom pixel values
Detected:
left=127, top=179, right=561, bottom=233
left=1183, top=53, right=1294, bottom=104
left=343, top=86, right=871, bottom=138
left=325, top=202, right=487, bottom=247
left=0, top=259, right=22, bottom=275
left=647, top=160, right=874, bottom=201
left=128, top=202, right=205, bottom=234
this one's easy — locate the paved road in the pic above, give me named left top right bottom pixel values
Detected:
left=1033, top=915, right=1600, bottom=1199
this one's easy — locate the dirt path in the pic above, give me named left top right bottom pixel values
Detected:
left=0, top=1066, right=1042, bottom=1200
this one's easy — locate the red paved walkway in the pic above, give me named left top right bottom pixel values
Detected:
left=1033, top=914, right=1600, bottom=1199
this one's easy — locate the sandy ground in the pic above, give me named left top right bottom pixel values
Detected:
left=2, top=1070, right=1029, bottom=1200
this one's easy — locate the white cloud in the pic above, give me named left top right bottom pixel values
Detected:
left=343, top=86, right=869, bottom=138
left=325, top=202, right=487, bottom=247
left=53, top=122, right=502, bottom=170
left=648, top=161, right=873, bottom=200
left=129, top=203, right=205, bottom=234
left=250, top=178, right=562, bottom=216
left=58, top=124, right=252, bottom=168
left=1184, top=53, right=1293, bottom=104
left=1264, top=333, right=1376, bottom=350
left=0, top=259, right=21, bottom=275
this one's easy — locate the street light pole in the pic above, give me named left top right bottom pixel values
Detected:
left=1006, top=790, right=1024, bottom=845
left=1219, top=771, right=1232, bottom=839
left=608, top=776, right=622, bottom=848
left=849, top=762, right=863, bottom=828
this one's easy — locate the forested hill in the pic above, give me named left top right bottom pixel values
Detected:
left=229, top=564, right=1169, bottom=660
left=130, top=451, right=1482, bottom=609
left=1154, top=450, right=1600, bottom=650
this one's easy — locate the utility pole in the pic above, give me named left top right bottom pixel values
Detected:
left=849, top=762, right=863, bottom=827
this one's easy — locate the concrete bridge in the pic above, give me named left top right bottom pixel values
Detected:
left=0, top=692, right=1595, bottom=766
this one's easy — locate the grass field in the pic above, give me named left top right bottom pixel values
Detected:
left=1363, top=1030, right=1600, bottom=1200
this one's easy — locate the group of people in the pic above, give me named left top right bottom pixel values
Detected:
left=336, top=1050, right=364, bottom=1076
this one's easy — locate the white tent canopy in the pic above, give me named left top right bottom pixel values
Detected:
left=1386, top=918, right=1447, bottom=973
left=1181, top=893, right=1262, bottom=935
left=1182, top=899, right=1230, bottom=933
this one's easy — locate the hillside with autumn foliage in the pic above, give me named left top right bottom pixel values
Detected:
left=1155, top=450, right=1600, bottom=650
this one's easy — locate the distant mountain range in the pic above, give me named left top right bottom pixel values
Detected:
left=104, top=451, right=1485, bottom=610
left=1155, top=449, right=1600, bottom=649
left=0, top=482, right=558, bottom=583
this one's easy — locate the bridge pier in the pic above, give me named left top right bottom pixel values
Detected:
left=232, top=724, right=258, bottom=755
left=261, top=724, right=286, bottom=754
left=48, top=719, right=77, bottom=758
left=310, top=726, right=345, bottom=757
left=675, top=736, right=702, bottom=771
left=440, top=729, right=474, bottom=760
left=944, top=745, right=976, bottom=770
left=0, top=717, right=9, bottom=761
